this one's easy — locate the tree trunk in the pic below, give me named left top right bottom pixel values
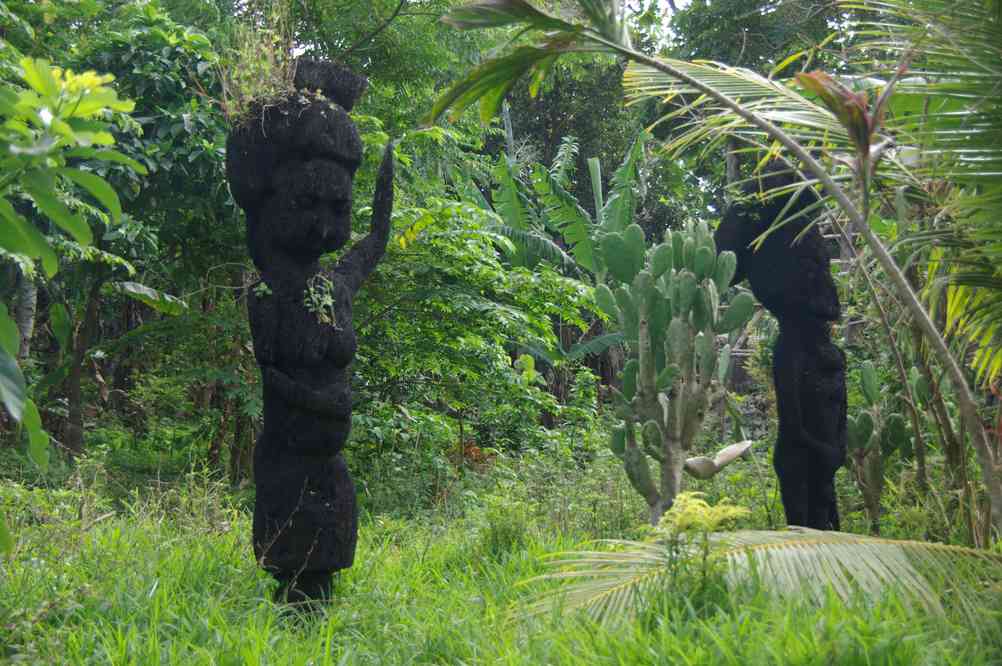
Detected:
left=652, top=442, right=684, bottom=525
left=229, top=411, right=254, bottom=485
left=14, top=269, right=37, bottom=361
left=207, top=384, right=228, bottom=471
left=64, top=274, right=105, bottom=456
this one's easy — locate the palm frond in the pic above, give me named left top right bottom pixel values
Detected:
left=521, top=540, right=671, bottom=622
left=846, top=0, right=1002, bottom=383
left=485, top=221, right=580, bottom=272
left=847, top=0, right=1002, bottom=182
left=623, top=60, right=850, bottom=161
left=520, top=529, right=1002, bottom=624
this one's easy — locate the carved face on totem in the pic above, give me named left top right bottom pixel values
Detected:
left=225, top=61, right=368, bottom=273
left=258, top=102, right=362, bottom=262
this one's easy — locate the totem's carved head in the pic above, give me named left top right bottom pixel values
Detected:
left=714, top=164, right=840, bottom=322
left=226, top=61, right=368, bottom=268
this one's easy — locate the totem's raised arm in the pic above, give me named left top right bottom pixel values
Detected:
left=336, top=142, right=394, bottom=295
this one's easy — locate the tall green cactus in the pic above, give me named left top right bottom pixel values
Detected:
left=598, top=221, right=756, bottom=525
left=847, top=361, right=912, bottom=535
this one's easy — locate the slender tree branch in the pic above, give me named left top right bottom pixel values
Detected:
left=340, top=0, right=408, bottom=60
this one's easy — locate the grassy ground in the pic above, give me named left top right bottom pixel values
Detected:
left=3, top=446, right=1001, bottom=666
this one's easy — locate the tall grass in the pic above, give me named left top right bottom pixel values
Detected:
left=2, top=450, right=1000, bottom=665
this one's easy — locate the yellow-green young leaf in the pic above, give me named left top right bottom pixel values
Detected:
left=22, top=399, right=50, bottom=471
left=57, top=168, right=121, bottom=223
left=770, top=50, right=808, bottom=78
left=0, top=510, right=12, bottom=556
left=20, top=58, right=58, bottom=97
left=71, top=89, right=135, bottom=116
left=20, top=171, right=92, bottom=245
left=0, top=305, right=18, bottom=356
left=396, top=211, right=437, bottom=249
left=0, top=346, right=26, bottom=421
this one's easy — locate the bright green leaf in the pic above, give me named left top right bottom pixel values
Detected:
left=20, top=58, right=58, bottom=97
left=57, top=168, right=121, bottom=223
left=0, top=346, right=26, bottom=421
left=22, top=399, right=50, bottom=471
left=49, top=303, right=72, bottom=351
left=0, top=305, right=18, bottom=357
left=21, top=170, right=93, bottom=245
left=115, top=282, right=187, bottom=316
left=70, top=89, right=135, bottom=116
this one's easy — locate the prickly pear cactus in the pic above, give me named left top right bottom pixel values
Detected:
left=598, top=221, right=756, bottom=524
left=847, top=361, right=912, bottom=534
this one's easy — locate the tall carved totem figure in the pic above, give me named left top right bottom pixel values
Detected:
left=225, top=60, right=393, bottom=600
left=715, top=166, right=847, bottom=530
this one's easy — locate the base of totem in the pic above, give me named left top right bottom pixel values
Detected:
left=275, top=570, right=334, bottom=603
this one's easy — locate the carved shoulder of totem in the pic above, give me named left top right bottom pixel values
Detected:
left=247, top=281, right=280, bottom=364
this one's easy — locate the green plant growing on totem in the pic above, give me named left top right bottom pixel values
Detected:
left=847, top=361, right=912, bottom=535
left=596, top=221, right=756, bottom=524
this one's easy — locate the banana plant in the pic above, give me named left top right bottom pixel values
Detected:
left=597, top=221, right=756, bottom=524
left=481, top=122, right=649, bottom=278
left=847, top=361, right=912, bottom=535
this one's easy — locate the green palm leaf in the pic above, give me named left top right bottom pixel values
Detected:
left=485, top=221, right=580, bottom=271
left=521, top=529, right=1002, bottom=624
left=623, top=60, right=849, bottom=159
left=846, top=0, right=1002, bottom=383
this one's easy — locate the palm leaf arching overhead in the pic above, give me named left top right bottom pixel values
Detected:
left=845, top=0, right=1002, bottom=384
left=622, top=59, right=849, bottom=160
left=849, top=0, right=1002, bottom=182
left=522, top=528, right=1002, bottom=625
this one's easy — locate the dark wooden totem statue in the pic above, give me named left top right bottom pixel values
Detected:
left=715, top=166, right=847, bottom=530
left=225, top=60, right=393, bottom=600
